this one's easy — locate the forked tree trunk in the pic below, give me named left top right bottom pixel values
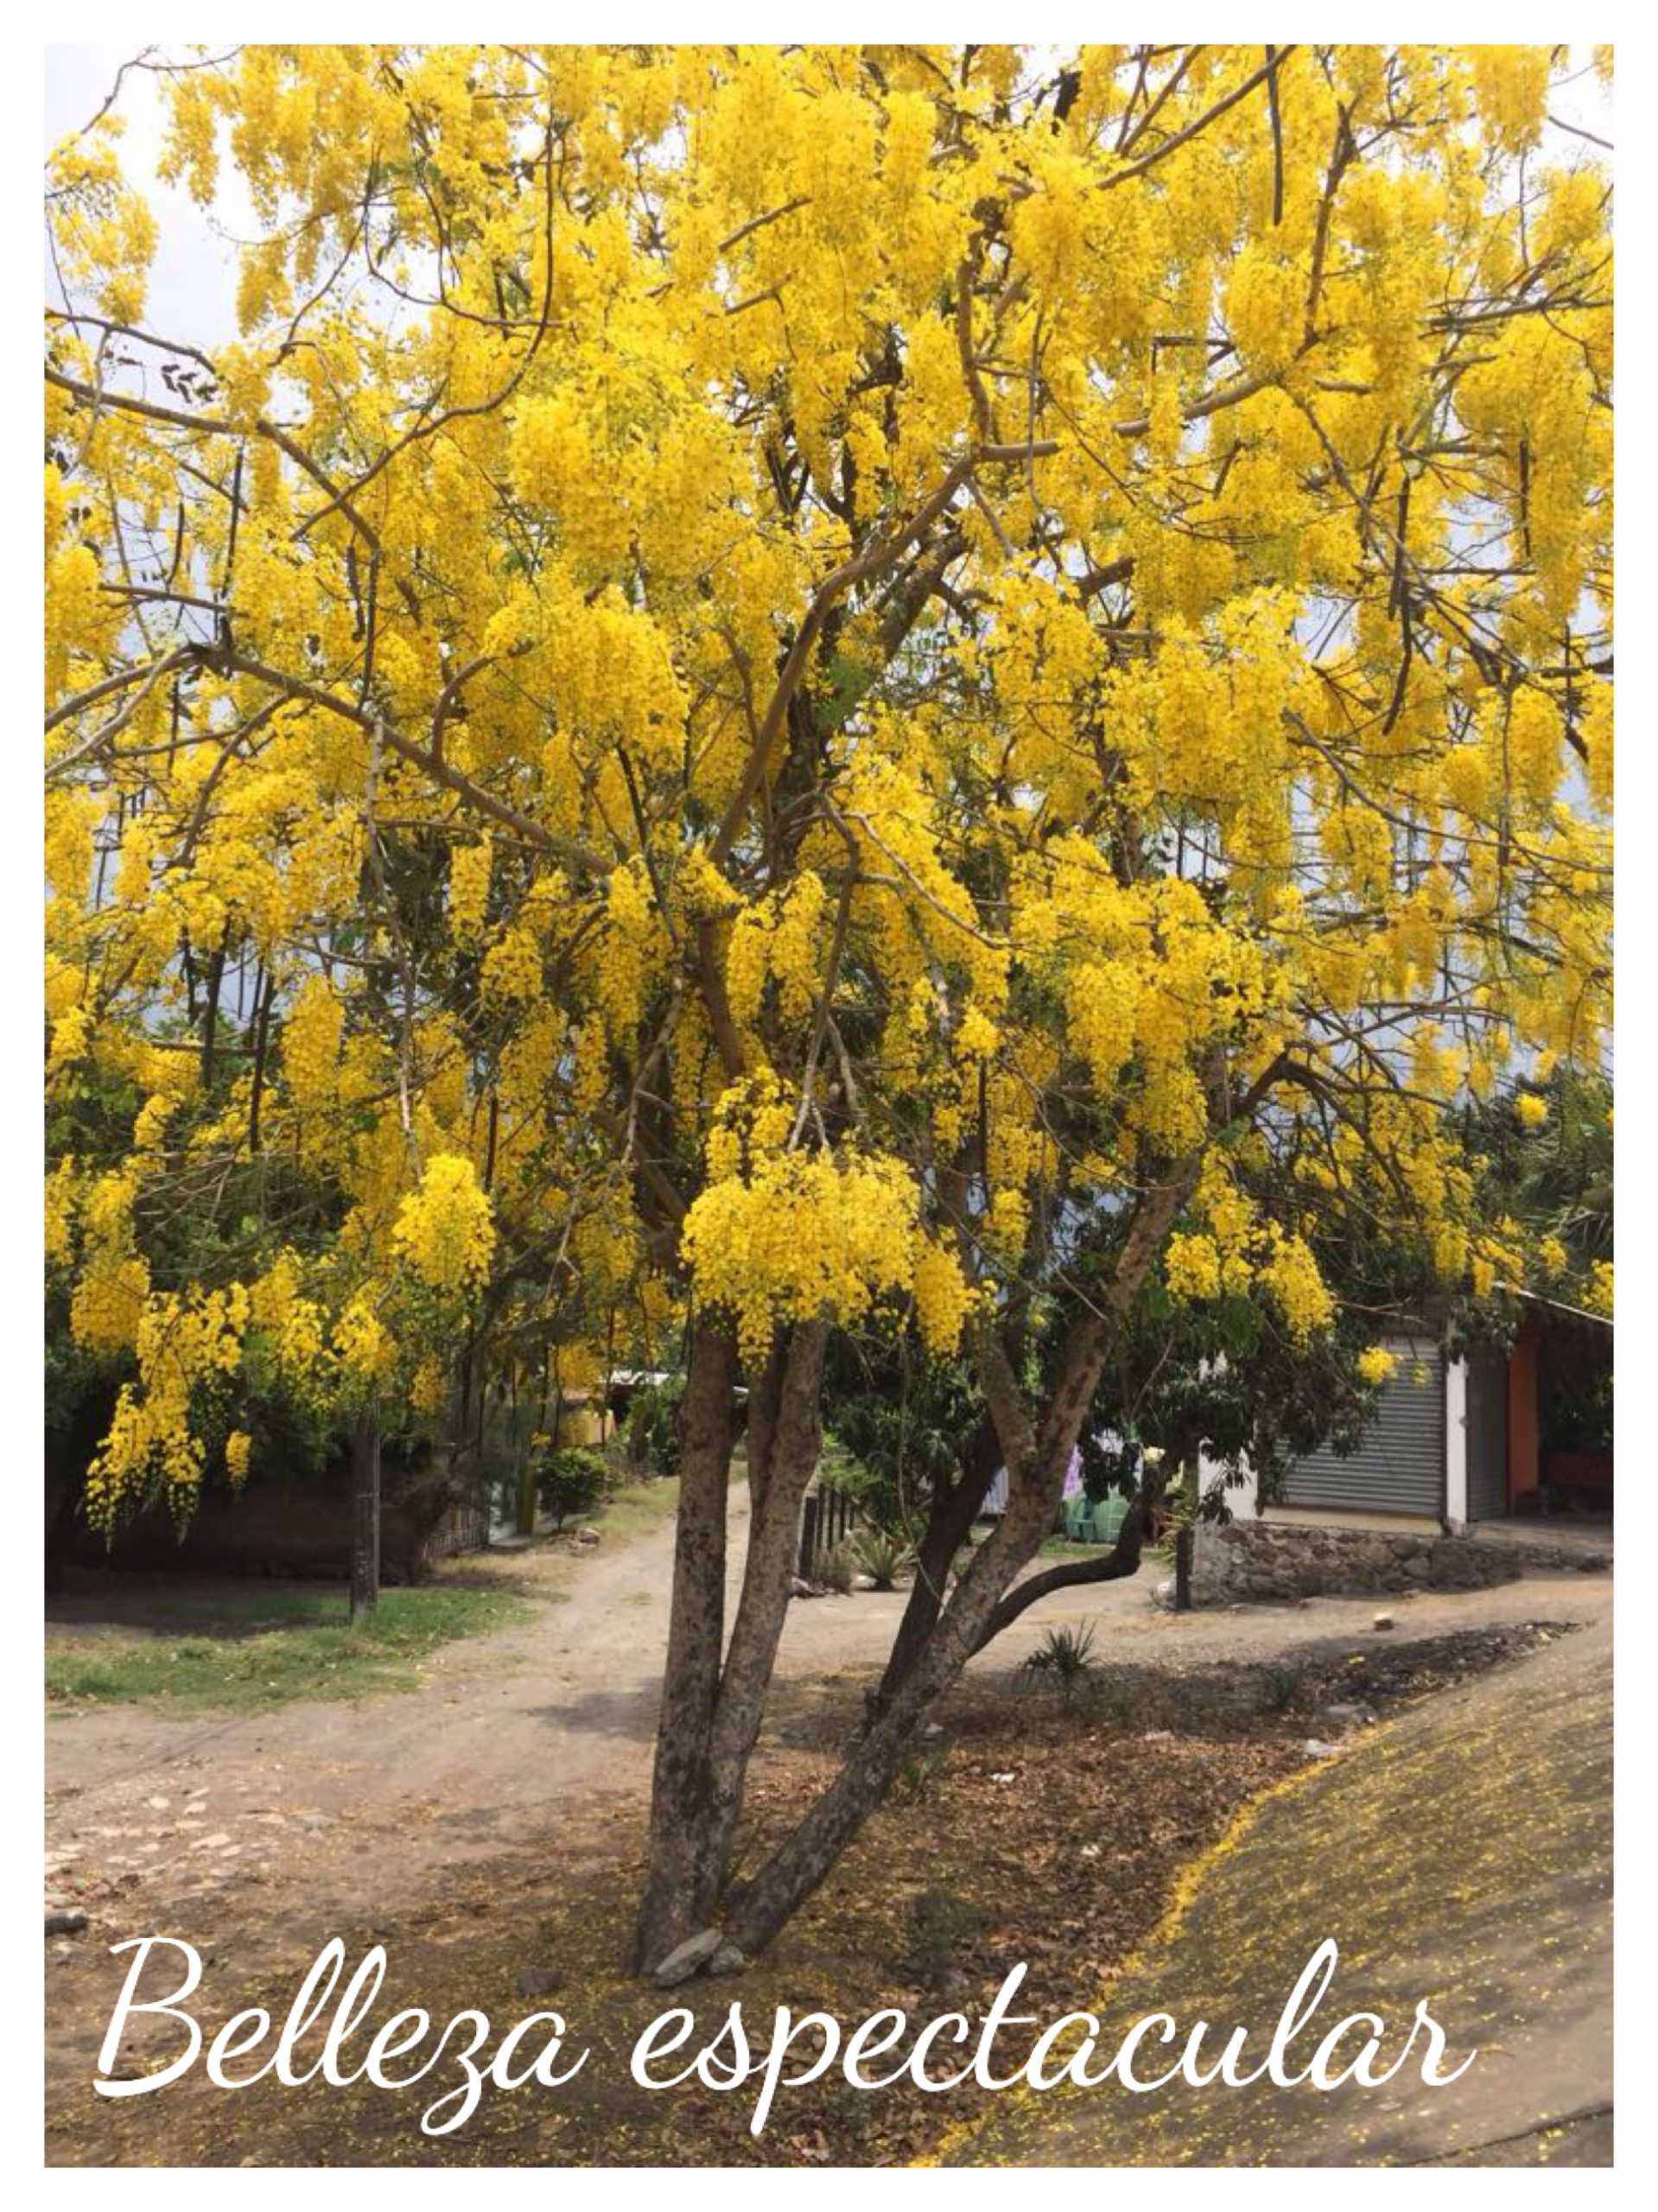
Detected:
left=349, top=1412, right=381, bottom=1622
left=632, top=1168, right=1200, bottom=1972
left=632, top=1319, right=828, bottom=1974
left=725, top=1452, right=1062, bottom=1955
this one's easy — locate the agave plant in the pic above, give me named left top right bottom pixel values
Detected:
left=1016, top=1622, right=1100, bottom=1700
left=852, top=1528, right=915, bottom=1591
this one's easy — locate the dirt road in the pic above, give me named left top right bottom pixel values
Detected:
left=48, top=1495, right=1610, bottom=1905
left=48, top=1494, right=1615, bottom=1920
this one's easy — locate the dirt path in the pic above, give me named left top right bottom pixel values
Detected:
left=48, top=1492, right=1610, bottom=1920
left=946, top=1602, right=1614, bottom=2166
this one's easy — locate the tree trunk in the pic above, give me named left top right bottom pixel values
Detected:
left=873, top=1414, right=1001, bottom=1712
left=349, top=1412, right=381, bottom=1622
left=725, top=1453, right=1059, bottom=1955
left=632, top=1320, right=828, bottom=1974
left=698, top=1322, right=827, bottom=1879
left=631, top=1316, right=738, bottom=1972
left=634, top=1166, right=1203, bottom=1972
left=969, top=1459, right=1169, bottom=1649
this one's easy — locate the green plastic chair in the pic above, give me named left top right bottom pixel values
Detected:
left=1092, top=1496, right=1128, bottom=1546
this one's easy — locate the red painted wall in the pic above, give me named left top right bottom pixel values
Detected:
left=1507, top=1320, right=1541, bottom=1508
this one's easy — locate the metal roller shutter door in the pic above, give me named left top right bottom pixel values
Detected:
left=1280, top=1344, right=1445, bottom=1517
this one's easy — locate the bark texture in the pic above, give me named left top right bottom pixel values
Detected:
left=631, top=1315, right=738, bottom=1970
left=873, top=1413, right=1001, bottom=1710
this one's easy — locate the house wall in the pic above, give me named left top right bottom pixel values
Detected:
left=1508, top=1320, right=1542, bottom=1509
left=63, top=1458, right=486, bottom=1583
left=1445, top=1355, right=1468, bottom=1526
left=1465, top=1349, right=1509, bottom=1519
left=1197, top=1451, right=1257, bottom=1519
left=553, top=1401, right=614, bottom=1449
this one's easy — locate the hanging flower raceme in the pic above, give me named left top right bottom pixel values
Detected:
left=84, top=1283, right=250, bottom=1534
left=682, top=1141, right=977, bottom=1364
left=391, top=1153, right=497, bottom=1297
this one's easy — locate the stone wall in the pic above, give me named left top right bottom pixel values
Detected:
left=1189, top=1516, right=1607, bottom=1604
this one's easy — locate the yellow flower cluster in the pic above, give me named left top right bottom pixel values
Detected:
left=448, top=836, right=493, bottom=943
left=683, top=1149, right=927, bottom=1363
left=45, top=1158, right=79, bottom=1269
left=392, top=1154, right=497, bottom=1296
left=480, top=925, right=543, bottom=1008
left=410, top=1356, right=449, bottom=1415
left=1163, top=1155, right=1332, bottom=1344
left=333, top=1294, right=397, bottom=1386
left=911, top=1238, right=977, bottom=1358
left=1164, top=1232, right=1221, bottom=1303
left=726, top=872, right=827, bottom=1028
left=1256, top=1231, right=1335, bottom=1344
left=283, top=976, right=345, bottom=1111
left=67, top=1168, right=151, bottom=1353
left=85, top=1284, right=249, bottom=1533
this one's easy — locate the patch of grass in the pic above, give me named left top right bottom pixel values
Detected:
left=578, top=1472, right=681, bottom=1546
left=45, top=1585, right=530, bottom=1713
left=1037, top=1535, right=1114, bottom=1560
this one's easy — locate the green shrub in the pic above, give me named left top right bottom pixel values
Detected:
left=534, top=1446, right=608, bottom=1528
left=818, top=1544, right=856, bottom=1594
left=891, top=1750, right=942, bottom=1805
left=626, top=1376, right=687, bottom=1478
left=1258, top=1662, right=1304, bottom=1713
left=911, top=1886, right=986, bottom=1988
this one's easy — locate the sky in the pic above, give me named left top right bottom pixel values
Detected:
left=46, top=41, right=1613, bottom=357
left=45, top=45, right=251, bottom=345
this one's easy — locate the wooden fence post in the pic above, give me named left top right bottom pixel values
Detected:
left=350, top=1412, right=381, bottom=1622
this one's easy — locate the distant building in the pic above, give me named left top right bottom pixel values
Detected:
left=1217, top=1313, right=1611, bottom=1534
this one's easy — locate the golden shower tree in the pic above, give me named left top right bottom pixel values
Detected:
left=44, top=44, right=1610, bottom=1966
